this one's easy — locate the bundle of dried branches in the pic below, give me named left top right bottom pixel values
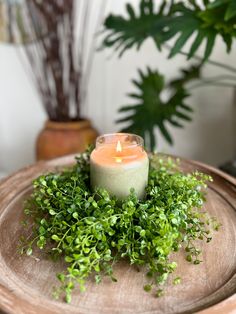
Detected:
left=0, top=0, right=23, bottom=43
left=6, top=0, right=105, bottom=121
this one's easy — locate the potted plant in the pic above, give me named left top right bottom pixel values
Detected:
left=5, top=0, right=105, bottom=160
left=102, top=0, right=236, bottom=174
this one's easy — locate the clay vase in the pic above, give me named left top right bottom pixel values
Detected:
left=36, top=119, right=98, bottom=161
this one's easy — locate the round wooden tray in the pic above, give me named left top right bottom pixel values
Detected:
left=0, top=155, right=236, bottom=314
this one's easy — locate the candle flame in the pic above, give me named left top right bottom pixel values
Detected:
left=115, top=140, right=122, bottom=163
left=116, top=140, right=122, bottom=152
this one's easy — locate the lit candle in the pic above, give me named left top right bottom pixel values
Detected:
left=90, top=133, right=149, bottom=199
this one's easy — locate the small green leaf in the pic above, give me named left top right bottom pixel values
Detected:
left=171, top=218, right=178, bottom=225
left=144, top=284, right=152, bottom=292
left=26, top=248, right=32, bottom=256
left=57, top=274, right=65, bottom=282
left=140, top=230, right=146, bottom=237
left=65, top=293, right=71, bottom=304
left=49, top=209, right=56, bottom=216
left=186, top=255, right=192, bottom=262
left=111, top=276, right=118, bottom=282
left=173, top=277, right=181, bottom=285
left=51, top=235, right=60, bottom=242
left=156, top=289, right=164, bottom=298
left=72, top=212, right=78, bottom=219
left=95, top=275, right=102, bottom=284
left=65, top=256, right=74, bottom=263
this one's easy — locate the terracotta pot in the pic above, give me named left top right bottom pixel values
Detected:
left=36, top=120, right=98, bottom=160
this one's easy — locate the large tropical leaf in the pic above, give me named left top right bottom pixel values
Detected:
left=164, top=3, right=217, bottom=61
left=116, top=66, right=201, bottom=151
left=169, top=64, right=202, bottom=89
left=103, top=0, right=169, bottom=56
left=208, top=0, right=236, bottom=21
left=103, top=0, right=236, bottom=61
left=197, top=0, right=236, bottom=54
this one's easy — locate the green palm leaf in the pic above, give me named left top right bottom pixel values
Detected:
left=116, top=66, right=201, bottom=151
left=225, top=1, right=236, bottom=21
left=169, top=64, right=202, bottom=89
left=208, top=0, right=236, bottom=21
left=103, top=0, right=236, bottom=61
left=103, top=0, right=169, bottom=56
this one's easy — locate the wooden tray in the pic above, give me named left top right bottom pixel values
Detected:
left=0, top=155, right=236, bottom=314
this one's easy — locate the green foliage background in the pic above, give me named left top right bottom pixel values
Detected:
left=103, top=0, right=236, bottom=151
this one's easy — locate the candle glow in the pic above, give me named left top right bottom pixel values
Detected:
left=90, top=133, right=149, bottom=199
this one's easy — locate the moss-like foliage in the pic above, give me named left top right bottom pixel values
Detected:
left=20, top=151, right=219, bottom=303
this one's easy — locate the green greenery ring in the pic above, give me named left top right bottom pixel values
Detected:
left=20, top=150, right=219, bottom=303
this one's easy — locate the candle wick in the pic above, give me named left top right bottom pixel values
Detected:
left=116, top=140, right=122, bottom=153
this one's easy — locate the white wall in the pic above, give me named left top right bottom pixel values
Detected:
left=0, top=0, right=235, bottom=176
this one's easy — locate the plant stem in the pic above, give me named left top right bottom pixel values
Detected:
left=164, top=44, right=236, bottom=74
left=189, top=81, right=236, bottom=91
left=188, top=75, right=236, bottom=90
left=201, top=75, right=236, bottom=82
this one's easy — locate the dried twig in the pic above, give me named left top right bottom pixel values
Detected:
left=7, top=0, right=105, bottom=122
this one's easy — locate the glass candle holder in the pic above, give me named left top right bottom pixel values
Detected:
left=90, top=133, right=149, bottom=199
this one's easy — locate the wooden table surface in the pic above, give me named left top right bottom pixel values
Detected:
left=0, top=155, right=235, bottom=314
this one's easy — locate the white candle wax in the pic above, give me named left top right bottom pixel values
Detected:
left=90, top=133, right=149, bottom=199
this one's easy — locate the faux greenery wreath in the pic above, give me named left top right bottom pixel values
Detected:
left=20, top=150, right=219, bottom=303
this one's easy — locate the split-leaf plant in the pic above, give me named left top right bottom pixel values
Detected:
left=103, top=0, right=236, bottom=151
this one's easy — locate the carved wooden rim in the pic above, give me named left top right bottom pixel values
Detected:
left=0, top=154, right=235, bottom=314
left=45, top=120, right=92, bottom=131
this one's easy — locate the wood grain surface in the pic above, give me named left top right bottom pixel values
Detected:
left=0, top=155, right=235, bottom=314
